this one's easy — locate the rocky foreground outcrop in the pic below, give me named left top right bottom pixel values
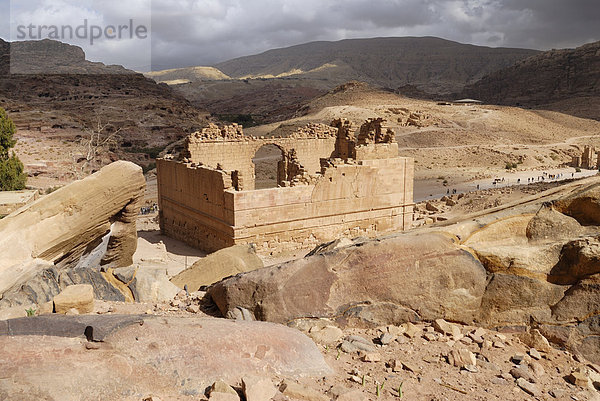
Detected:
left=209, top=176, right=600, bottom=363
left=0, top=161, right=145, bottom=307
left=0, top=316, right=330, bottom=400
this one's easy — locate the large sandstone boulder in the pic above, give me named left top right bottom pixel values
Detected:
left=0, top=161, right=145, bottom=304
left=553, top=182, right=600, bottom=226
left=479, top=273, right=567, bottom=325
left=171, top=244, right=263, bottom=291
left=0, top=316, right=331, bottom=400
left=209, top=232, right=488, bottom=326
left=550, top=237, right=600, bottom=285
left=526, top=204, right=585, bottom=242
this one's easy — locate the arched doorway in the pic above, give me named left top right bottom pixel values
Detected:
left=252, top=144, right=285, bottom=189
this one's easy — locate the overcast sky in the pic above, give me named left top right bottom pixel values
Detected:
left=1, top=0, right=599, bottom=71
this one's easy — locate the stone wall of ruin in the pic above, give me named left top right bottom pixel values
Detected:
left=157, top=159, right=237, bottom=252
left=182, top=123, right=337, bottom=190
left=231, top=157, right=414, bottom=253
left=158, top=156, right=414, bottom=254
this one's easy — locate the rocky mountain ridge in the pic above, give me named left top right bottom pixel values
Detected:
left=463, top=40, right=600, bottom=119
left=0, top=38, right=208, bottom=173
left=214, top=36, right=540, bottom=94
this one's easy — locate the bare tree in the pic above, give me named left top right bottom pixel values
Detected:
left=71, top=119, right=122, bottom=178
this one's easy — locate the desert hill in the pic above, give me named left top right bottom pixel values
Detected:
left=215, top=37, right=539, bottom=94
left=0, top=39, right=208, bottom=186
left=463, top=40, right=600, bottom=120
left=144, top=66, right=231, bottom=85
left=151, top=37, right=539, bottom=125
left=244, top=82, right=600, bottom=189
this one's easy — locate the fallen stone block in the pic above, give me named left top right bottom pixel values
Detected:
left=53, top=284, right=94, bottom=315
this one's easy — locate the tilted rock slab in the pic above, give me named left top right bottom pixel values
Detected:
left=0, top=316, right=331, bottom=400
left=209, top=232, right=488, bottom=326
left=0, top=161, right=145, bottom=299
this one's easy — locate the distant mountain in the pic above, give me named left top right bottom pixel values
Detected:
left=214, top=37, right=540, bottom=94
left=462, top=40, right=600, bottom=119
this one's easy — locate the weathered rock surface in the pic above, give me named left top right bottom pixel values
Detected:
left=53, top=284, right=94, bottom=315
left=171, top=244, right=263, bottom=291
left=550, top=238, right=600, bottom=285
left=479, top=273, right=567, bottom=325
left=0, top=161, right=145, bottom=306
left=206, top=177, right=600, bottom=364
left=526, top=205, right=585, bottom=242
left=209, top=232, right=487, bottom=325
left=0, top=316, right=331, bottom=400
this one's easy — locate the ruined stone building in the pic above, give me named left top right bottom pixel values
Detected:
left=572, top=145, right=600, bottom=170
left=156, top=119, right=414, bottom=254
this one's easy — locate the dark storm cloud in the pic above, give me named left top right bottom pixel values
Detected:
left=148, top=0, right=599, bottom=70
left=2, top=0, right=598, bottom=71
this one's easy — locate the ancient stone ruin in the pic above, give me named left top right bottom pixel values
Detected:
left=156, top=119, right=414, bottom=253
left=572, top=145, right=600, bottom=169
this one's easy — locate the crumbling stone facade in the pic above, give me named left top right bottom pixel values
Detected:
left=572, top=146, right=600, bottom=170
left=157, top=119, right=414, bottom=254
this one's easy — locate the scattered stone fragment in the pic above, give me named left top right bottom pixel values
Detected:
left=567, top=368, right=592, bottom=388
left=516, top=378, right=540, bottom=397
left=242, top=376, right=277, bottom=401
left=210, top=380, right=238, bottom=397
left=279, top=379, right=328, bottom=401
left=362, top=352, right=382, bottom=362
left=493, top=341, right=505, bottom=349
left=423, top=332, right=437, bottom=341
left=402, top=322, right=421, bottom=338
left=309, top=326, right=343, bottom=345
left=379, top=332, right=396, bottom=345
left=511, top=354, right=526, bottom=365
left=449, top=349, right=477, bottom=369
left=529, top=348, right=542, bottom=360
left=210, top=393, right=239, bottom=401
left=433, top=319, right=462, bottom=339
left=530, top=361, right=545, bottom=378
left=38, top=301, right=54, bottom=315
left=53, top=284, right=94, bottom=315
left=549, top=389, right=565, bottom=399
left=463, top=365, right=478, bottom=373
left=510, top=367, right=536, bottom=383
left=517, top=329, right=552, bottom=352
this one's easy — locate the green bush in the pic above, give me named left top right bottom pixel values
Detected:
left=0, top=154, right=26, bottom=190
left=0, top=108, right=26, bottom=191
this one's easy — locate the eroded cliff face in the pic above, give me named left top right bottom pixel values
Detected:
left=463, top=41, right=600, bottom=110
left=0, top=161, right=145, bottom=306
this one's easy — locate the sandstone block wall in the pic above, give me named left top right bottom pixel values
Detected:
left=157, top=159, right=237, bottom=252
left=158, top=156, right=414, bottom=254
left=231, top=157, right=414, bottom=252
left=185, top=137, right=336, bottom=190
